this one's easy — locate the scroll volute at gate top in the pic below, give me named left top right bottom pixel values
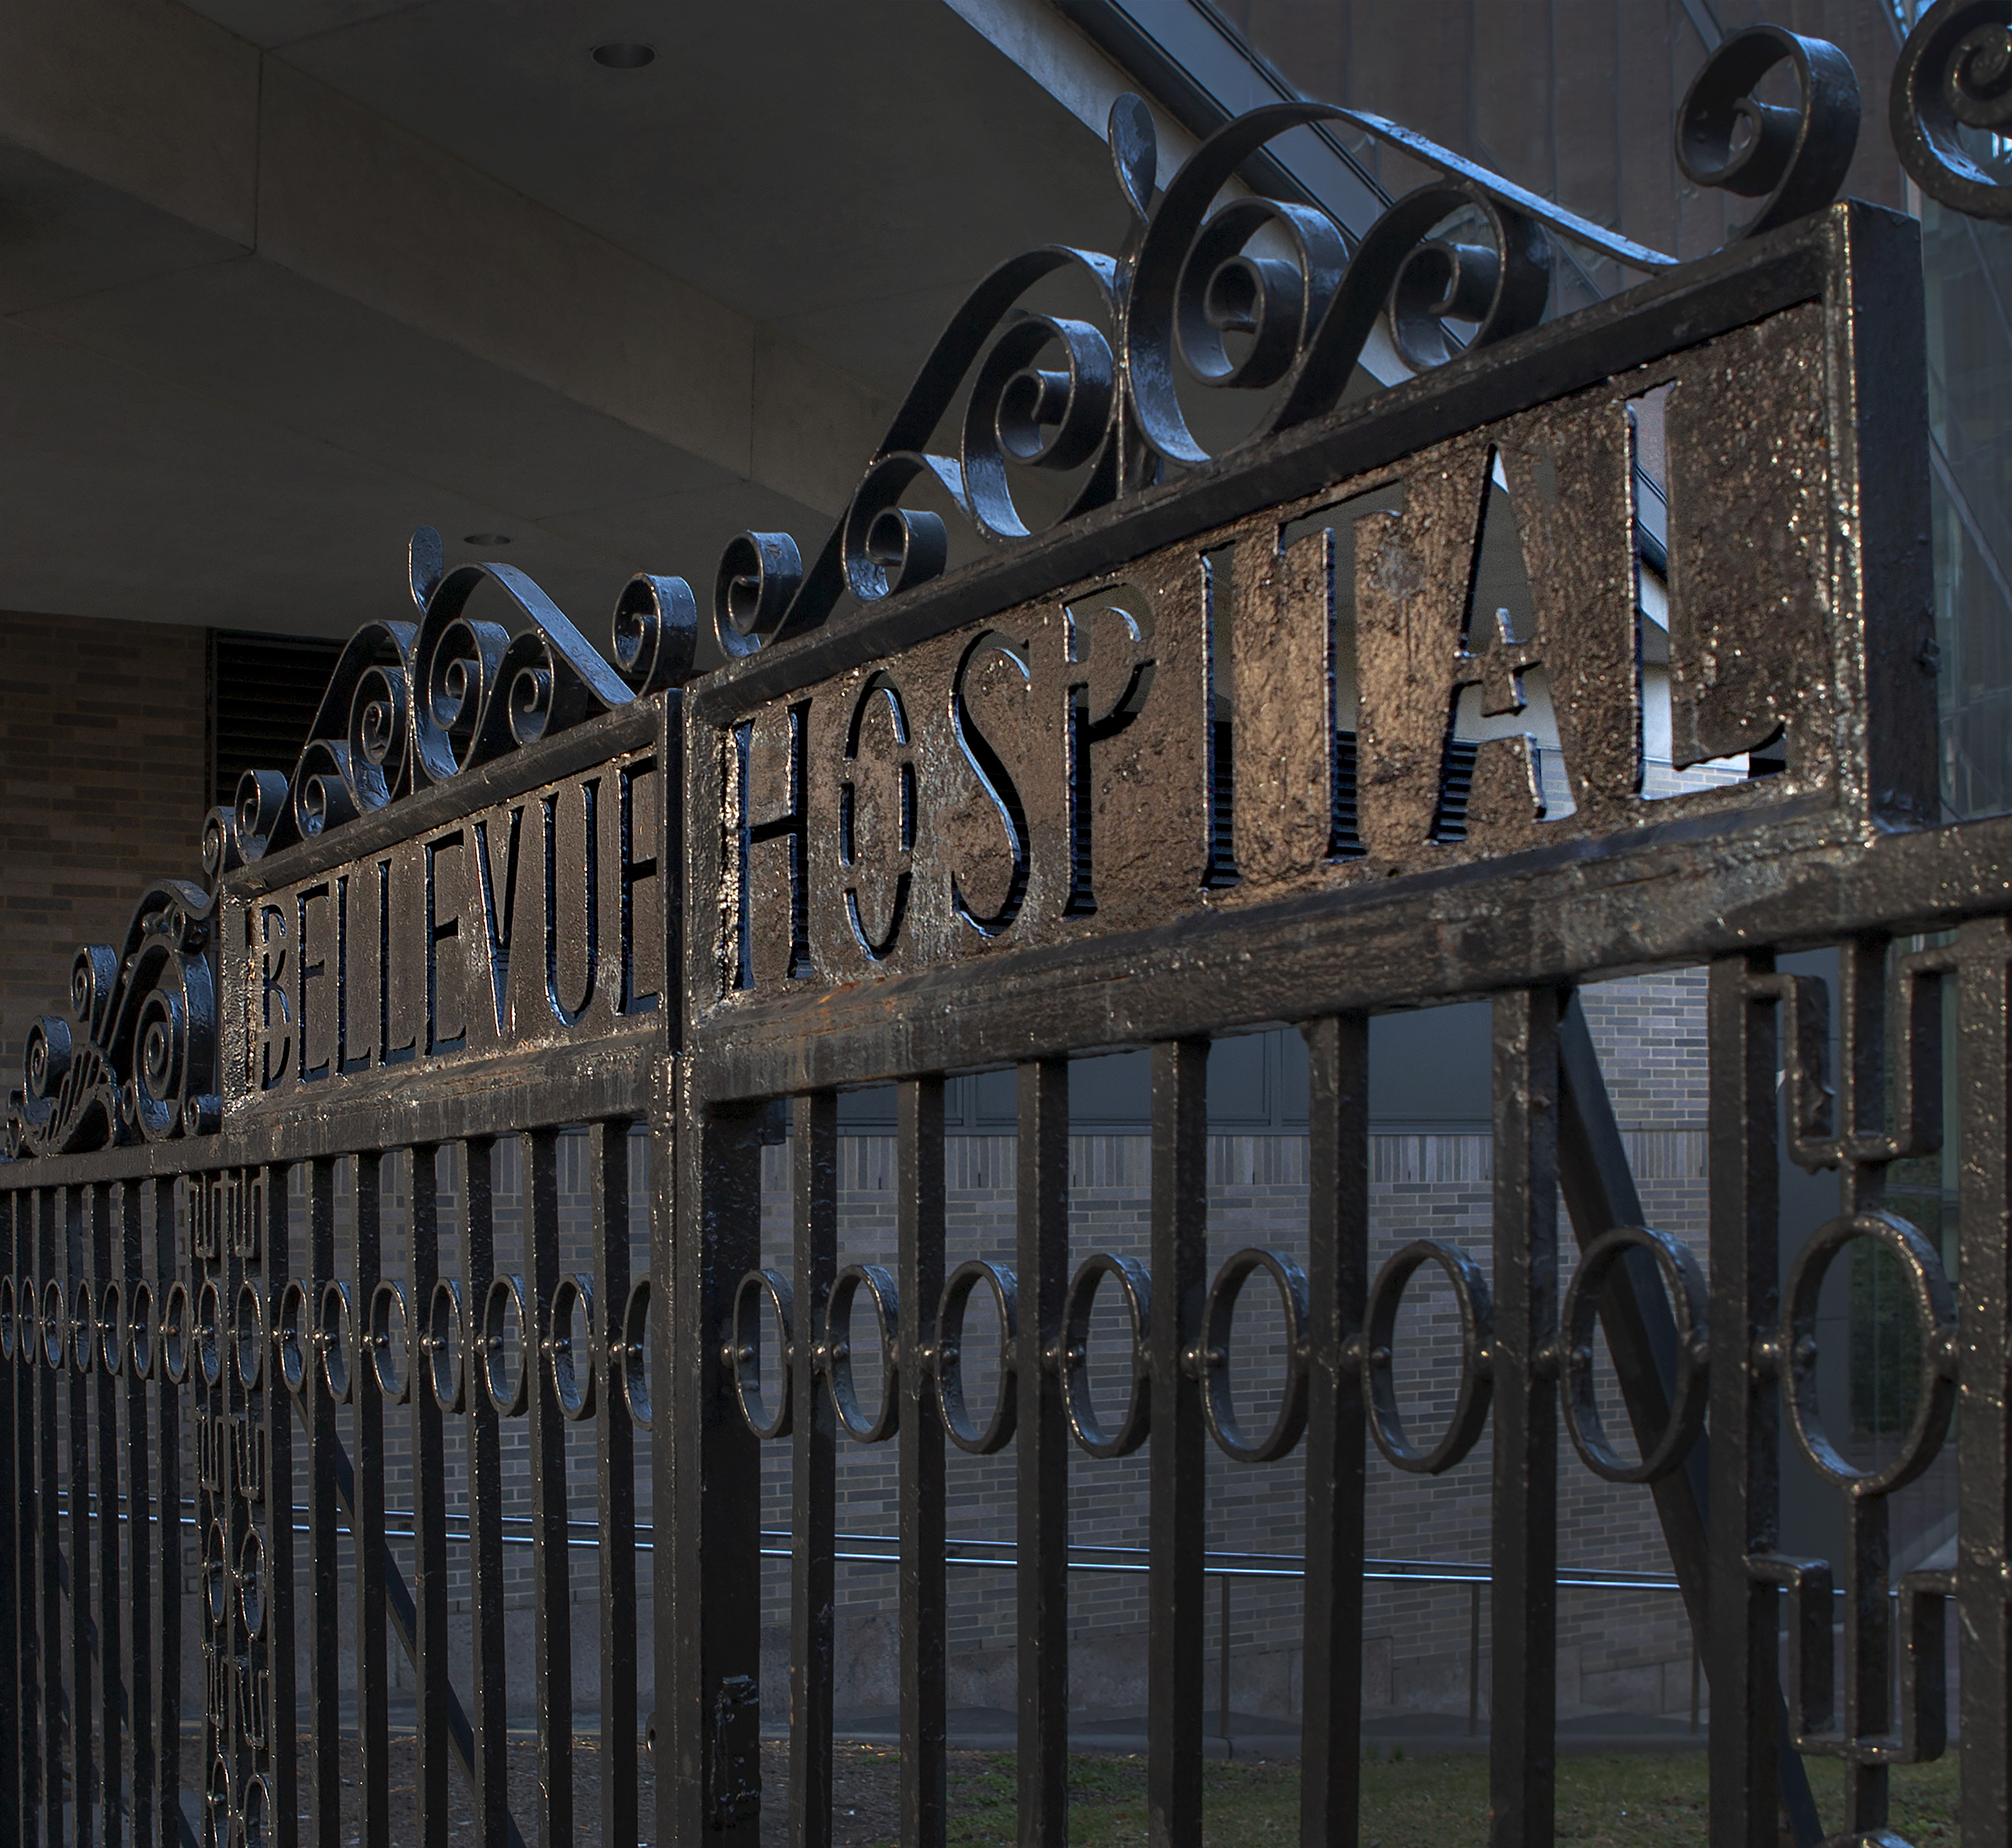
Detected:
left=723, top=295, right=1877, bottom=998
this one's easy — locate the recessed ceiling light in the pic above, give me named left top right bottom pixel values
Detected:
left=463, top=533, right=512, bottom=546
left=593, top=42, right=655, bottom=68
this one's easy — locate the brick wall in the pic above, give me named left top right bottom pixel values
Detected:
left=0, top=610, right=210, bottom=1081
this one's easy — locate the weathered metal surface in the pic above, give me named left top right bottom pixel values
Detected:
left=7, top=25, right=2011, bottom=1848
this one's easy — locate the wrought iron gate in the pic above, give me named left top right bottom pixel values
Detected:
left=12, top=11, right=2012, bottom=1847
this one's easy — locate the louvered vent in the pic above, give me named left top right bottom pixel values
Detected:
left=209, top=630, right=346, bottom=809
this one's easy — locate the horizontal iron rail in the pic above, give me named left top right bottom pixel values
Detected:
left=93, top=1495, right=1681, bottom=1590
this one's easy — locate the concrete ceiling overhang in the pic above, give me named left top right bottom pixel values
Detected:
left=0, top=0, right=1158, bottom=650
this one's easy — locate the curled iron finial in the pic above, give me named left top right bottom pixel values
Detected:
left=1108, top=92, right=1157, bottom=222
left=1675, top=26, right=1861, bottom=238
left=611, top=573, right=699, bottom=695
left=1894, top=0, right=2012, bottom=219
left=715, top=531, right=806, bottom=658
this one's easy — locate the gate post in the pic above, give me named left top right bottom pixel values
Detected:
left=661, top=1070, right=765, bottom=1842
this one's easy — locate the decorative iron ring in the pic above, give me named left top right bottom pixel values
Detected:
left=825, top=1263, right=900, bottom=1444
left=481, top=1275, right=530, bottom=1418
left=274, top=1280, right=310, bottom=1400
left=1893, top=0, right=2012, bottom=220
left=16, top=1274, right=36, bottom=1369
left=237, top=1526, right=266, bottom=1639
left=128, top=1279, right=156, bottom=1380
left=1559, top=1227, right=1709, bottom=1485
left=240, top=1772, right=271, bottom=1848
left=1781, top=1211, right=1957, bottom=1498
left=0, top=1273, right=16, bottom=1365
left=1060, top=1251, right=1151, bottom=1458
left=369, top=1280, right=412, bottom=1406
left=203, top=1517, right=230, bottom=1626
left=71, top=1278, right=94, bottom=1375
left=193, top=1277, right=224, bottom=1388
left=317, top=1280, right=354, bottom=1405
left=935, top=1259, right=1018, bottom=1456
left=728, top=1267, right=794, bottom=1440
left=160, top=1279, right=192, bottom=1386
left=99, top=1278, right=125, bottom=1377
left=1362, top=1240, right=1494, bottom=1475
left=204, top=1754, right=232, bottom=1848
left=548, top=1273, right=597, bottom=1421
left=234, top=1279, right=265, bottom=1393
left=42, top=1276, right=66, bottom=1370
left=619, top=1276, right=652, bottom=1431
left=1200, top=1248, right=1310, bottom=1464
left=426, top=1277, right=466, bottom=1413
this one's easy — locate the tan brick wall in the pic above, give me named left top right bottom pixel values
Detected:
left=0, top=610, right=208, bottom=1082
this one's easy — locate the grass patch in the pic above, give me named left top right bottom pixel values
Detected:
left=927, top=1749, right=1963, bottom=1846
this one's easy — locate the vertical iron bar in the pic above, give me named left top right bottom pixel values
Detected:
left=306, top=1159, right=342, bottom=1848
left=527, top=1126, right=574, bottom=1848
left=593, top=1119, right=640, bottom=1848
left=153, top=1179, right=183, bottom=1848
left=1016, top=1058, right=1069, bottom=1848
left=1218, top=1574, right=1231, bottom=1750
left=93, top=1183, right=123, bottom=1848
left=220, top=1176, right=247, bottom=1848
left=68, top=1184, right=97, bottom=1848
left=897, top=1076, right=946, bottom=1848
left=1957, top=916, right=2012, bottom=1848
left=1556, top=992, right=1819, bottom=1839
left=464, top=1138, right=511, bottom=1848
left=1298, top=1014, right=1368, bottom=1844
left=261, top=1165, right=298, bottom=1848
left=1148, top=1039, right=1207, bottom=1848
left=194, top=1182, right=215, bottom=1835
left=791, top=1093, right=838, bottom=1848
left=1469, top=1584, right=1481, bottom=1739
left=1708, top=954, right=1784, bottom=1848
left=665, top=1093, right=764, bottom=1845
left=1489, top=988, right=1560, bottom=1848
left=1837, top=936, right=1891, bottom=1838
left=355, top=1151, right=390, bottom=1848
left=0, top=1194, right=19, bottom=1844
left=0, top=1193, right=21, bottom=1845
left=411, top=1145, right=449, bottom=1848
left=37, top=1182, right=60, bottom=1848
left=42, top=1188, right=67, bottom=1848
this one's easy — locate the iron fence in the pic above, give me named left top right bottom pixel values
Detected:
left=14, top=11, right=2012, bottom=1846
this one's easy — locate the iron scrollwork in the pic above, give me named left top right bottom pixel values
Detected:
left=3, top=529, right=696, bottom=1158
left=714, top=25, right=1863, bottom=662
left=0, top=25, right=1876, bottom=1161
left=1894, top=0, right=2012, bottom=218
left=7, top=881, right=217, bottom=1158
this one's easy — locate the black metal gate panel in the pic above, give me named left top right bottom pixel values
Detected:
left=12, top=14, right=2012, bottom=1847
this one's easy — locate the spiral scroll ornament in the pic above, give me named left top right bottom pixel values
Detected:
left=706, top=40, right=1879, bottom=661
left=0, top=35, right=1926, bottom=1160
left=1674, top=26, right=1861, bottom=239
left=192, top=528, right=698, bottom=877
left=6, top=882, right=218, bottom=1158
left=7, top=529, right=701, bottom=1157
left=1894, top=0, right=2012, bottom=218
